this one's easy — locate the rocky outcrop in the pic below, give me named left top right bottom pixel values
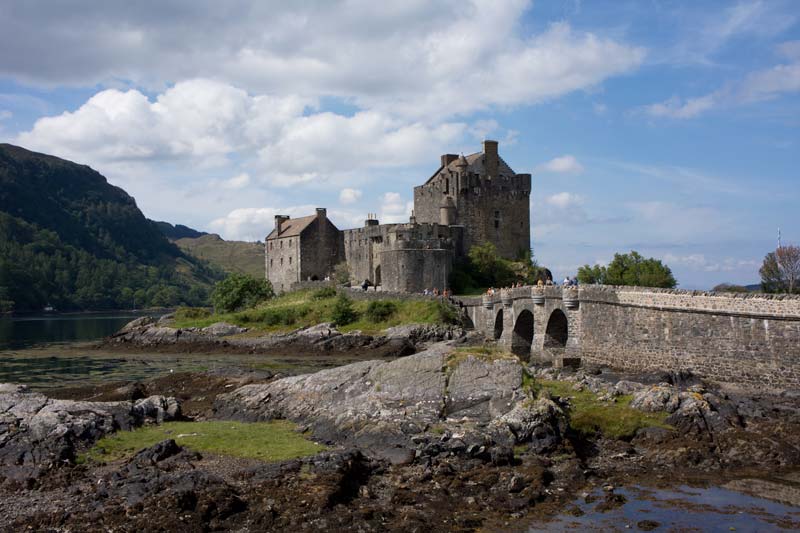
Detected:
left=0, top=384, right=181, bottom=484
left=214, top=344, right=566, bottom=461
left=103, top=317, right=463, bottom=357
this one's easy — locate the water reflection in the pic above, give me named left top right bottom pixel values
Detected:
left=0, top=313, right=149, bottom=350
left=529, top=483, right=800, bottom=532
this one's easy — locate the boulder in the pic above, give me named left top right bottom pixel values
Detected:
left=490, top=396, right=568, bottom=453
left=0, top=384, right=181, bottom=483
left=214, top=343, right=533, bottom=453
left=201, top=322, right=248, bottom=337
left=445, top=355, right=524, bottom=420
left=630, top=384, right=681, bottom=413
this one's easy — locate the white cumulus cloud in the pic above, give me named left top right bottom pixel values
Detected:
left=546, top=192, right=584, bottom=209
left=339, top=188, right=362, bottom=205
left=538, top=155, right=584, bottom=174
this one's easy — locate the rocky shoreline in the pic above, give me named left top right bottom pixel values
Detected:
left=1, top=319, right=799, bottom=531
left=101, top=315, right=468, bottom=358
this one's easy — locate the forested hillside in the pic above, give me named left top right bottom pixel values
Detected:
left=0, top=144, right=222, bottom=312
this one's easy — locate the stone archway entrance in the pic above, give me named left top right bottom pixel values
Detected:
left=511, top=309, right=534, bottom=357
left=493, top=309, right=503, bottom=340
left=374, top=265, right=381, bottom=287
left=544, top=309, right=568, bottom=348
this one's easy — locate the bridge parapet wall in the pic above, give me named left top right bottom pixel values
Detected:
left=579, top=285, right=800, bottom=319
left=578, top=285, right=800, bottom=391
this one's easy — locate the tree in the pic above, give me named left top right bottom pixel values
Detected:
left=576, top=251, right=676, bottom=288
left=760, top=245, right=800, bottom=294
left=577, top=264, right=605, bottom=285
left=211, top=273, right=274, bottom=313
left=451, top=243, right=547, bottom=293
left=333, top=262, right=351, bottom=285
left=331, top=294, right=357, bottom=326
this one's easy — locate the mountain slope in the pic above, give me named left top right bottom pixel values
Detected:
left=155, top=221, right=208, bottom=240
left=0, top=144, right=222, bottom=312
left=174, top=234, right=264, bottom=279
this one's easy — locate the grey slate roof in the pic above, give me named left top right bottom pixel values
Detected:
left=423, top=152, right=518, bottom=185
left=265, top=214, right=317, bottom=240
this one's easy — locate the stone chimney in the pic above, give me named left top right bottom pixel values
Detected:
left=274, top=215, right=289, bottom=235
left=365, top=213, right=379, bottom=226
left=440, top=154, right=458, bottom=168
left=316, top=207, right=327, bottom=221
left=483, top=140, right=499, bottom=177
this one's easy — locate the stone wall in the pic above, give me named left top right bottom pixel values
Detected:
left=577, top=286, right=800, bottom=390
left=458, top=285, right=800, bottom=390
left=265, top=234, right=300, bottom=293
left=298, top=216, right=343, bottom=282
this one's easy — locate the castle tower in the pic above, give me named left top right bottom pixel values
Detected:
left=412, top=141, right=531, bottom=259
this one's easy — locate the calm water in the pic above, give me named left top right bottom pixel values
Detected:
left=0, top=312, right=371, bottom=389
left=0, top=312, right=149, bottom=350
left=529, top=479, right=800, bottom=531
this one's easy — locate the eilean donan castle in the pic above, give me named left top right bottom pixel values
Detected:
left=265, top=141, right=531, bottom=293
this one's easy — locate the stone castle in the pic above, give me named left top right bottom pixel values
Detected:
left=265, top=141, right=531, bottom=293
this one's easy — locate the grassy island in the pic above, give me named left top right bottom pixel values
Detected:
left=173, top=288, right=462, bottom=335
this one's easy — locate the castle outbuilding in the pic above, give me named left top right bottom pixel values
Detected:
left=265, top=141, right=530, bottom=293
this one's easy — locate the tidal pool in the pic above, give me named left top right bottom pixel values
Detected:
left=529, top=479, right=800, bottom=532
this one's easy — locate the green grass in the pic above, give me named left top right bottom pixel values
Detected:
left=537, top=380, right=672, bottom=440
left=447, top=344, right=520, bottom=370
left=175, top=234, right=265, bottom=279
left=81, top=420, right=326, bottom=463
left=172, top=289, right=460, bottom=335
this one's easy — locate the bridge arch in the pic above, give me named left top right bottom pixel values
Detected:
left=493, top=309, right=503, bottom=340
left=544, top=309, right=568, bottom=348
left=511, top=309, right=534, bottom=357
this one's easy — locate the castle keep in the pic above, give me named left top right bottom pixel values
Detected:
left=265, top=141, right=531, bottom=293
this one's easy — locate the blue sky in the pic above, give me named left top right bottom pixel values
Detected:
left=1, top=0, right=798, bottom=289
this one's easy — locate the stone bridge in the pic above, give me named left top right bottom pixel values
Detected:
left=457, top=285, right=800, bottom=391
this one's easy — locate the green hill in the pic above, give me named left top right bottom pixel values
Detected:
left=154, top=221, right=208, bottom=240
left=0, top=144, right=222, bottom=312
left=175, top=234, right=265, bottom=279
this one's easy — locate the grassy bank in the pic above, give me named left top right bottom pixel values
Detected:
left=81, top=420, right=326, bottom=463
left=537, top=379, right=672, bottom=440
left=172, top=289, right=461, bottom=335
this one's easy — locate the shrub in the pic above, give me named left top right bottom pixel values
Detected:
left=174, top=306, right=211, bottom=320
left=436, top=300, right=461, bottom=325
left=334, top=262, right=351, bottom=285
left=365, top=300, right=397, bottom=322
left=331, top=294, right=357, bottom=326
left=312, top=287, right=337, bottom=300
left=262, top=306, right=309, bottom=326
left=211, top=273, right=274, bottom=313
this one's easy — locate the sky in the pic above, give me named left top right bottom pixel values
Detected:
left=1, top=0, right=798, bottom=289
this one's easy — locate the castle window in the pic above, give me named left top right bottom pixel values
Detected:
left=280, top=258, right=283, bottom=265
left=445, top=178, right=449, bottom=193
left=289, top=239, right=292, bottom=246
left=494, top=220, right=500, bottom=229
left=270, top=259, right=273, bottom=267
left=289, top=256, right=292, bottom=265
left=269, top=242, right=273, bottom=250
left=280, top=241, right=283, bottom=249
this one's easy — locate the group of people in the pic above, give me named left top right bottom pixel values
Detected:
left=484, top=277, right=578, bottom=293
left=422, top=287, right=451, bottom=297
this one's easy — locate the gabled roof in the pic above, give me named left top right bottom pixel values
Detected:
left=265, top=214, right=317, bottom=240
left=422, top=152, right=518, bottom=185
